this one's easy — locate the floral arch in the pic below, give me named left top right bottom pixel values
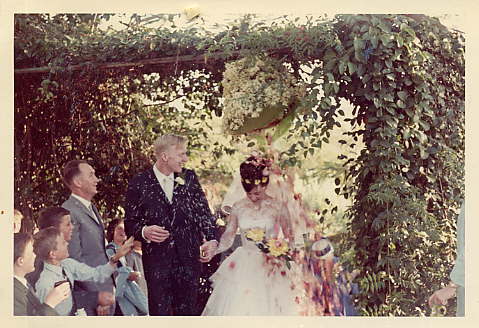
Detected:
left=14, top=13, right=464, bottom=315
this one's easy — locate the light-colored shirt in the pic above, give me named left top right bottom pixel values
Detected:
left=142, top=165, right=174, bottom=242
left=35, top=258, right=115, bottom=315
left=152, top=165, right=174, bottom=202
left=71, top=193, right=99, bottom=224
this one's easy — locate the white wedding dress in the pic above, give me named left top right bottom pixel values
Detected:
left=202, top=198, right=301, bottom=316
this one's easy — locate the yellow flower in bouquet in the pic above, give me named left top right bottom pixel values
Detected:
left=266, top=238, right=290, bottom=257
left=245, top=228, right=265, bottom=242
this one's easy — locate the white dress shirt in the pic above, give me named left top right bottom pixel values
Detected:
left=153, top=165, right=174, bottom=202
left=142, top=166, right=174, bottom=242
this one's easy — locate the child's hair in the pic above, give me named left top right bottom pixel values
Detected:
left=14, top=233, right=33, bottom=264
left=239, top=156, right=271, bottom=193
left=37, top=207, right=70, bottom=230
left=106, top=218, right=124, bottom=243
left=33, top=227, right=61, bottom=260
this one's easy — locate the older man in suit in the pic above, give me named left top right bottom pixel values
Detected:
left=125, top=134, right=218, bottom=316
left=61, top=160, right=116, bottom=315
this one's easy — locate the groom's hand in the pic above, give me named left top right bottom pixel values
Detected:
left=144, top=225, right=170, bottom=243
left=199, top=240, right=218, bottom=263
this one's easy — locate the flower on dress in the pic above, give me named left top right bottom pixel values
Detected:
left=266, top=238, right=290, bottom=257
left=245, top=228, right=265, bottom=242
left=174, top=176, right=185, bottom=185
left=229, top=261, right=236, bottom=269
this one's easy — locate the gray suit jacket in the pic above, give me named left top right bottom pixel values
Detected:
left=14, top=278, right=58, bottom=316
left=62, top=195, right=115, bottom=314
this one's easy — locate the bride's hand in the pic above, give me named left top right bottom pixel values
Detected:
left=199, top=240, right=218, bottom=262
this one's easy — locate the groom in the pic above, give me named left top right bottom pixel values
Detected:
left=124, top=134, right=218, bottom=315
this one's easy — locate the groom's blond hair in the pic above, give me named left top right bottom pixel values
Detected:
left=153, top=134, right=187, bottom=157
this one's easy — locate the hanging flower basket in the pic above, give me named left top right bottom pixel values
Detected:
left=221, top=56, right=306, bottom=135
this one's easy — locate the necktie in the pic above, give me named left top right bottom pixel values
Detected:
left=89, top=204, right=98, bottom=223
left=163, top=177, right=173, bottom=202
left=62, top=268, right=77, bottom=315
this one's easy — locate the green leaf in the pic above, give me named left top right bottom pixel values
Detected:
left=380, top=34, right=391, bottom=47
left=400, top=22, right=416, bottom=38
left=397, top=91, right=408, bottom=101
left=419, top=120, right=430, bottom=131
left=378, top=20, right=391, bottom=33
left=420, top=147, right=429, bottom=159
left=354, top=38, right=365, bottom=51
left=323, top=48, right=336, bottom=62
left=386, top=106, right=396, bottom=115
left=339, top=61, right=347, bottom=75
left=348, top=62, right=357, bottom=74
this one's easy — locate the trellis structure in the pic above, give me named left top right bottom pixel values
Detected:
left=14, top=13, right=464, bottom=315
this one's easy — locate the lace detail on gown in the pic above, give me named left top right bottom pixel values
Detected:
left=236, top=198, right=279, bottom=248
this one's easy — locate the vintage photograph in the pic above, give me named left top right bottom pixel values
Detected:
left=11, top=5, right=465, bottom=320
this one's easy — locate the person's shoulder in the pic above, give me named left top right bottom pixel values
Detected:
left=61, top=195, right=74, bottom=208
left=62, top=257, right=80, bottom=269
left=264, top=196, right=279, bottom=208
left=130, top=168, right=154, bottom=184
left=232, top=198, right=249, bottom=213
left=13, top=277, right=26, bottom=291
left=182, top=168, right=195, bottom=176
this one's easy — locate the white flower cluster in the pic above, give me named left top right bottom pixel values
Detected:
left=221, top=57, right=306, bottom=133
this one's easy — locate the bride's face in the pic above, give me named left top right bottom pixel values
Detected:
left=246, top=184, right=267, bottom=203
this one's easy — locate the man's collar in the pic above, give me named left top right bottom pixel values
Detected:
left=14, top=275, right=28, bottom=287
left=153, top=165, right=173, bottom=180
left=71, top=193, right=92, bottom=208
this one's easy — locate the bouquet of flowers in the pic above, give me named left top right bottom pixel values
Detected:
left=245, top=228, right=295, bottom=274
left=221, top=56, right=306, bottom=134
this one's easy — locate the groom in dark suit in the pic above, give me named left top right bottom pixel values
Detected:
left=124, top=134, right=218, bottom=316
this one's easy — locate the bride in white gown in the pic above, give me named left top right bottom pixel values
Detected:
left=202, top=156, right=302, bottom=316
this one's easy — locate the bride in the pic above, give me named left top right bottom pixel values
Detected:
left=202, top=155, right=303, bottom=316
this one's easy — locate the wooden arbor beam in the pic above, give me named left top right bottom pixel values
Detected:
left=14, top=51, right=238, bottom=75
left=14, top=48, right=292, bottom=75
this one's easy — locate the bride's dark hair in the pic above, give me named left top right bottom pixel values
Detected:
left=240, top=156, right=270, bottom=193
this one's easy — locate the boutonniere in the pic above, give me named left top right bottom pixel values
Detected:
left=174, top=176, right=185, bottom=185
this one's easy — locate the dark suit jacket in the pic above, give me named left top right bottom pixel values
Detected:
left=124, top=168, right=216, bottom=272
left=14, top=277, right=58, bottom=316
left=62, top=195, right=115, bottom=315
